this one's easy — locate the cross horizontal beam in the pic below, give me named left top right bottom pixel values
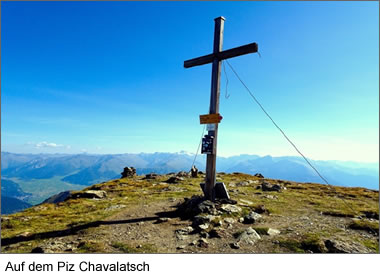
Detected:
left=184, top=42, right=258, bottom=68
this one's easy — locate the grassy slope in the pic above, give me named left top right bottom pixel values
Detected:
left=1, top=173, right=378, bottom=253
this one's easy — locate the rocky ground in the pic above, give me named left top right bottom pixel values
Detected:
left=1, top=172, right=379, bottom=253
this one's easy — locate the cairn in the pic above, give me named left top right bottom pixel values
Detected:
left=121, top=167, right=136, bottom=178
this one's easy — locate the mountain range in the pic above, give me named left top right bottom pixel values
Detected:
left=1, top=151, right=378, bottom=213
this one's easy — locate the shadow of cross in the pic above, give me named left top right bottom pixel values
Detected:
left=1, top=209, right=180, bottom=247
left=184, top=16, right=258, bottom=201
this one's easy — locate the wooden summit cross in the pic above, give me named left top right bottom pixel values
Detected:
left=184, top=16, right=258, bottom=201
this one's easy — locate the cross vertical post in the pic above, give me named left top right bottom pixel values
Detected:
left=205, top=16, right=225, bottom=200
left=184, top=16, right=258, bottom=201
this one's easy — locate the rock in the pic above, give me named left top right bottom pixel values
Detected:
left=209, top=229, right=224, bottom=238
left=239, top=199, right=253, bottom=205
left=105, top=205, right=126, bottom=211
left=68, top=190, right=107, bottom=200
left=193, top=215, right=219, bottom=226
left=213, top=219, right=223, bottom=227
left=239, top=217, right=244, bottom=223
left=217, top=198, right=237, bottom=205
left=176, top=245, right=186, bottom=250
left=177, top=171, right=189, bottom=177
left=144, top=173, right=158, bottom=180
left=230, top=242, right=240, bottom=249
left=263, top=194, right=278, bottom=200
left=253, top=204, right=269, bottom=214
left=190, top=166, right=199, bottom=178
left=324, top=239, right=370, bottom=253
left=236, top=227, right=261, bottom=244
left=42, top=191, right=72, bottom=204
left=175, top=226, right=194, bottom=235
left=200, top=182, right=230, bottom=199
left=220, top=204, right=242, bottom=214
left=224, top=218, right=235, bottom=224
left=19, top=231, right=32, bottom=237
left=261, top=182, right=282, bottom=192
left=243, top=211, right=262, bottom=224
left=267, top=228, right=281, bottom=236
left=254, top=173, right=264, bottom=178
left=198, top=223, right=210, bottom=230
left=200, top=231, right=210, bottom=239
left=229, top=182, right=236, bottom=187
left=31, top=247, right=44, bottom=253
left=236, top=181, right=250, bottom=187
left=198, top=238, right=209, bottom=248
left=121, top=167, right=136, bottom=178
left=214, top=182, right=230, bottom=199
left=197, top=200, right=217, bottom=215
left=156, top=217, right=170, bottom=224
left=166, top=176, right=184, bottom=184
left=362, top=211, right=379, bottom=220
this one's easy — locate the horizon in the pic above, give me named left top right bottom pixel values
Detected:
left=1, top=1, right=379, bottom=162
left=1, top=150, right=379, bottom=165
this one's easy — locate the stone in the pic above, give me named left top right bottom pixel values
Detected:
left=236, top=181, right=250, bottom=187
left=230, top=242, right=240, bottom=249
left=176, top=245, right=186, bottom=250
left=220, top=204, right=242, bottom=214
left=253, top=204, right=269, bottom=214
left=193, top=215, right=217, bottom=230
left=197, top=200, right=217, bottom=215
left=68, top=190, right=107, bottom=200
left=213, top=219, right=223, bottom=227
left=254, top=173, right=264, bottom=178
left=200, top=182, right=230, bottom=199
left=264, top=194, right=278, bottom=200
left=224, top=218, right=235, bottom=224
left=166, top=176, right=184, bottom=184
left=31, top=247, right=44, bottom=253
left=198, top=223, right=210, bottom=230
left=190, top=166, right=199, bottom=178
left=198, top=238, right=209, bottom=248
left=324, top=239, right=370, bottom=253
left=228, top=182, right=236, bottom=187
left=236, top=227, right=261, bottom=244
left=239, top=199, right=253, bottom=205
left=156, top=217, right=171, bottom=224
left=144, top=173, right=158, bottom=180
left=267, top=228, right=281, bottom=236
left=121, top=167, right=136, bottom=178
left=362, top=211, right=379, bottom=220
left=105, top=205, right=126, bottom=211
left=177, top=171, right=190, bottom=177
left=200, top=231, right=210, bottom=239
left=19, top=231, right=32, bottom=237
left=243, top=211, right=262, bottom=224
left=175, top=226, right=194, bottom=235
left=261, top=182, right=282, bottom=192
left=209, top=229, right=224, bottom=238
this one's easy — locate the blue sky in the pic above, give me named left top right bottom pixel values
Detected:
left=1, top=1, right=379, bottom=162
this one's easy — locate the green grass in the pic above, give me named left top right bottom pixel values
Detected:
left=278, top=239, right=305, bottom=253
left=2, top=173, right=379, bottom=253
